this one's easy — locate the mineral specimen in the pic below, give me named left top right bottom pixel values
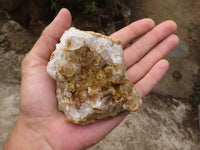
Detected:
left=47, top=27, right=142, bottom=124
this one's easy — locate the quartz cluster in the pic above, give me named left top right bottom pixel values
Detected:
left=47, top=27, right=142, bottom=124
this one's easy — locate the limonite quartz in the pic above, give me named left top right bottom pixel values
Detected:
left=47, top=27, right=142, bottom=124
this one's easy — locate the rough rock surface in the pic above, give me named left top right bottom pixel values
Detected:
left=0, top=82, right=20, bottom=149
left=47, top=27, right=141, bottom=124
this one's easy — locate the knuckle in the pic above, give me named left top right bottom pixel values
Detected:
left=21, top=53, right=36, bottom=69
left=41, top=25, right=50, bottom=38
left=21, top=54, right=30, bottom=69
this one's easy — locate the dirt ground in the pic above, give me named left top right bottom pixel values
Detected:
left=0, top=0, right=200, bottom=150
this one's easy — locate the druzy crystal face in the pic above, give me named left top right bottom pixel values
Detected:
left=47, top=27, right=142, bottom=124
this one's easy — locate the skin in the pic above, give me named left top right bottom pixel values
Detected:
left=5, top=8, right=179, bottom=150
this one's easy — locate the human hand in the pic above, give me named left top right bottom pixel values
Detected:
left=5, top=8, right=178, bottom=150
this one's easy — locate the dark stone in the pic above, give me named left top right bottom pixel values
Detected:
left=172, top=71, right=182, bottom=81
left=0, top=0, right=22, bottom=12
left=73, top=14, right=102, bottom=31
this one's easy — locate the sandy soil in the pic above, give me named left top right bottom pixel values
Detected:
left=0, top=0, right=200, bottom=149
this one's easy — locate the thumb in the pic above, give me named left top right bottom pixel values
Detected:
left=30, top=8, right=72, bottom=62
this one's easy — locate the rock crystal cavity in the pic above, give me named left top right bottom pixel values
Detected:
left=47, top=27, right=142, bottom=124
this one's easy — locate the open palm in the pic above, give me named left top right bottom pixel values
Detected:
left=6, top=9, right=178, bottom=150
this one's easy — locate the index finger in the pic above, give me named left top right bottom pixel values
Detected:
left=30, top=8, right=72, bottom=61
left=110, top=18, right=155, bottom=48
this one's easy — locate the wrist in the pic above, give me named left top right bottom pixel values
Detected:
left=5, top=115, right=53, bottom=150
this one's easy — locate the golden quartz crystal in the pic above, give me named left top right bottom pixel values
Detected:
left=47, top=27, right=142, bottom=124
